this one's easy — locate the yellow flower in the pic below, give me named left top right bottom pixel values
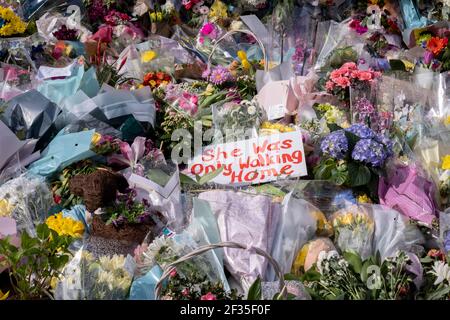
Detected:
left=0, top=290, right=9, bottom=300
left=141, top=50, right=157, bottom=63
left=337, top=213, right=354, bottom=226
left=445, top=116, right=450, bottom=126
left=442, top=155, right=450, bottom=170
left=401, top=60, right=415, bottom=72
left=149, top=12, right=156, bottom=22
left=0, top=199, right=14, bottom=217
left=46, top=212, right=84, bottom=238
left=241, top=59, right=251, bottom=70
left=209, top=0, right=228, bottom=19
left=156, top=12, right=163, bottom=22
left=237, top=50, right=247, bottom=61
left=291, top=243, right=309, bottom=275
left=91, top=132, right=102, bottom=145
left=149, top=80, right=157, bottom=87
left=312, top=210, right=333, bottom=237
left=201, top=84, right=214, bottom=96
left=0, top=7, right=27, bottom=37
left=357, top=194, right=372, bottom=204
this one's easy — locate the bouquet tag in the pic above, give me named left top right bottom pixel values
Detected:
left=267, top=104, right=286, bottom=120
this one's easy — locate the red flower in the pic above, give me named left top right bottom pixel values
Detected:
left=427, top=37, right=449, bottom=56
left=156, top=72, right=165, bottom=80
left=53, top=194, right=62, bottom=204
left=169, top=269, right=177, bottom=278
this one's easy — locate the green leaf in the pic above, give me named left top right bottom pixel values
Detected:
left=344, top=130, right=360, bottom=150
left=36, top=223, right=50, bottom=240
left=389, top=59, right=406, bottom=71
left=198, top=166, right=224, bottom=185
left=426, top=285, right=450, bottom=300
left=327, top=123, right=343, bottom=132
left=343, top=251, right=363, bottom=274
left=247, top=276, right=262, bottom=300
left=284, top=273, right=302, bottom=281
left=300, top=267, right=322, bottom=282
left=347, top=163, right=371, bottom=187
left=179, top=173, right=199, bottom=186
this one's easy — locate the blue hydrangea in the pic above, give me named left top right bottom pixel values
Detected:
left=374, top=133, right=394, bottom=157
left=351, top=138, right=387, bottom=167
left=345, top=124, right=375, bottom=139
left=321, top=130, right=348, bottom=159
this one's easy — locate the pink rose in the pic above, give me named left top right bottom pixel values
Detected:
left=333, top=76, right=351, bottom=88
left=169, top=269, right=177, bottom=278
left=200, top=292, right=217, bottom=300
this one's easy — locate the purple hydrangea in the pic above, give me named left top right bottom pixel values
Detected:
left=351, top=138, right=387, bottom=167
left=320, top=130, right=348, bottom=159
left=345, top=123, right=375, bottom=139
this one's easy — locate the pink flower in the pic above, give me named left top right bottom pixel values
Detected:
left=200, top=23, right=215, bottom=36
left=181, top=288, right=190, bottom=296
left=325, top=80, right=335, bottom=91
left=200, top=292, right=217, bottom=300
left=333, top=76, right=351, bottom=88
left=169, top=269, right=177, bottom=278
left=356, top=71, right=374, bottom=81
left=341, top=62, right=357, bottom=70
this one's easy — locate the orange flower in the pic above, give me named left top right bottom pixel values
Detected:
left=155, top=72, right=165, bottom=80
left=426, top=37, right=448, bottom=56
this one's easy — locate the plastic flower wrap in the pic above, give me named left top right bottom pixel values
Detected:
left=213, top=98, right=266, bottom=142
left=0, top=173, right=53, bottom=236
left=54, top=249, right=134, bottom=300
left=331, top=205, right=375, bottom=259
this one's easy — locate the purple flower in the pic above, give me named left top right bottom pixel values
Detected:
left=374, top=133, right=393, bottom=157
left=424, top=51, right=434, bottom=65
left=320, top=130, right=348, bottom=160
left=351, top=138, right=387, bottom=167
left=345, top=123, right=375, bottom=139
left=208, top=66, right=231, bottom=85
left=444, top=231, right=450, bottom=253
left=353, top=97, right=375, bottom=118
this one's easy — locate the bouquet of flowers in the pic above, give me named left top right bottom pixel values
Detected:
left=313, top=123, right=393, bottom=196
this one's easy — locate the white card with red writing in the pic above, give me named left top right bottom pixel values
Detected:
left=186, top=130, right=308, bottom=185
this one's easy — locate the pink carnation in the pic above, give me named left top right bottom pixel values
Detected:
left=325, top=80, right=335, bottom=91
left=333, top=76, right=351, bottom=88
left=356, top=71, right=374, bottom=81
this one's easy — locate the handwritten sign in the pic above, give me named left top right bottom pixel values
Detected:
left=187, top=131, right=308, bottom=185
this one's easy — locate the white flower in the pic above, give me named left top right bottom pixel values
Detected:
left=247, top=105, right=256, bottom=115
left=430, top=261, right=450, bottom=285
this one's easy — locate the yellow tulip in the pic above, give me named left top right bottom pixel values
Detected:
left=241, top=59, right=251, bottom=70
left=141, top=50, right=157, bottom=63
left=237, top=50, right=247, bottom=61
left=0, top=290, right=9, bottom=300
left=442, top=155, right=450, bottom=170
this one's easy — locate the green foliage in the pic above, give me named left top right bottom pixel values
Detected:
left=0, top=224, right=74, bottom=300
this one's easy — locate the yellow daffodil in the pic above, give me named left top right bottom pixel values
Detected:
left=0, top=199, right=14, bottom=217
left=91, top=132, right=102, bottom=145
left=46, top=213, right=84, bottom=238
left=336, top=213, right=354, bottom=226
left=442, top=155, right=450, bottom=170
left=141, top=50, right=157, bottom=63
left=0, top=290, right=9, bottom=300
